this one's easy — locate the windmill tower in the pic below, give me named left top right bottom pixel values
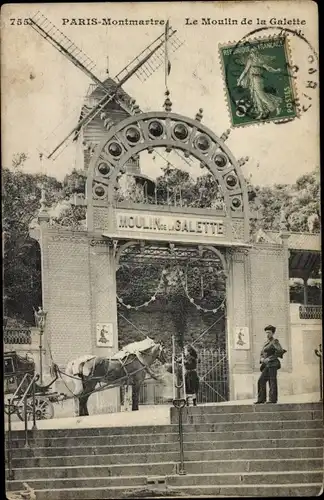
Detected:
left=30, top=12, right=183, bottom=199
left=79, top=78, right=157, bottom=200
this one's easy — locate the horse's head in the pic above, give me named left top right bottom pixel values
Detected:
left=135, top=338, right=167, bottom=365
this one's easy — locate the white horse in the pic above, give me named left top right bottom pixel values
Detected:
left=56, top=337, right=167, bottom=416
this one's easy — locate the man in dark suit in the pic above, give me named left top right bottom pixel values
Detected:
left=255, top=325, right=287, bottom=404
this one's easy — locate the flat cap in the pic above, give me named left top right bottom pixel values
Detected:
left=264, top=325, right=276, bottom=333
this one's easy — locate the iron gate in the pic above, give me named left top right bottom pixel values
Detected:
left=196, top=347, right=229, bottom=403
left=139, top=347, right=229, bottom=404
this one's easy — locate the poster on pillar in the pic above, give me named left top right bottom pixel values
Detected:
left=234, top=327, right=250, bottom=350
left=96, top=323, right=114, bottom=347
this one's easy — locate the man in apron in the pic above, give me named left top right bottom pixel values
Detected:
left=255, top=325, right=287, bottom=404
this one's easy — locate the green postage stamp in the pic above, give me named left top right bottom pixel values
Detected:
left=219, top=36, right=299, bottom=127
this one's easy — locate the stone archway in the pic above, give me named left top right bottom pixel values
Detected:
left=83, top=109, right=252, bottom=403
left=85, top=110, right=250, bottom=242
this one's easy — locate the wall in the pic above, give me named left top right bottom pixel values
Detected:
left=34, top=226, right=120, bottom=414
left=230, top=243, right=292, bottom=400
left=290, top=303, right=322, bottom=395
left=42, top=229, right=92, bottom=366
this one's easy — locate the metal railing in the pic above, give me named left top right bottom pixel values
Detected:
left=314, top=345, right=323, bottom=401
left=6, top=374, right=38, bottom=481
left=116, top=184, right=226, bottom=210
left=299, top=305, right=322, bottom=320
left=3, top=329, right=32, bottom=344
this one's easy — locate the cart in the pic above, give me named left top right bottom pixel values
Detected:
left=4, top=351, right=63, bottom=421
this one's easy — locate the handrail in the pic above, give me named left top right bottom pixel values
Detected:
left=20, top=372, right=39, bottom=403
left=171, top=336, right=187, bottom=475
left=6, top=372, right=39, bottom=481
left=6, top=399, right=14, bottom=480
left=20, top=373, right=39, bottom=445
left=173, top=398, right=187, bottom=475
left=314, top=345, right=323, bottom=401
left=11, top=373, right=30, bottom=401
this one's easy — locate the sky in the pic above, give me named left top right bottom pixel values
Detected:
left=1, top=1, right=319, bottom=187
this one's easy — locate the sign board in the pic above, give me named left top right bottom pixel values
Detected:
left=117, top=212, right=225, bottom=236
left=234, top=327, right=250, bottom=350
left=110, top=210, right=236, bottom=245
left=96, top=323, right=114, bottom=347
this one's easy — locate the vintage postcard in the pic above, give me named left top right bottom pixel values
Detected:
left=2, top=1, right=321, bottom=499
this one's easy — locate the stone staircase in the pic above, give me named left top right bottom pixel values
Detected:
left=6, top=402, right=324, bottom=498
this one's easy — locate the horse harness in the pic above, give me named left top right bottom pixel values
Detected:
left=115, top=351, right=159, bottom=382
left=78, top=351, right=156, bottom=385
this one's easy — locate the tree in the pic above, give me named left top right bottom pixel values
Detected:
left=249, top=167, right=320, bottom=233
left=3, top=155, right=63, bottom=324
left=286, top=166, right=320, bottom=232
left=4, top=158, right=319, bottom=326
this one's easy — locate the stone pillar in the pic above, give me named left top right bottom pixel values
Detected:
left=227, top=248, right=253, bottom=400
left=89, top=239, right=120, bottom=413
left=303, top=278, right=308, bottom=305
left=279, top=232, right=293, bottom=375
left=249, top=242, right=292, bottom=398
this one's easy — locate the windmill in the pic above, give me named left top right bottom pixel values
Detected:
left=29, top=11, right=183, bottom=163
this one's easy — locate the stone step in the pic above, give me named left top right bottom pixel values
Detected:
left=8, top=425, right=175, bottom=440
left=174, top=402, right=323, bottom=414
left=177, top=410, right=323, bottom=424
left=7, top=403, right=323, bottom=440
left=8, top=426, right=323, bottom=449
left=6, top=470, right=323, bottom=492
left=8, top=432, right=179, bottom=448
left=9, top=437, right=323, bottom=458
left=10, top=457, right=323, bottom=480
left=10, top=447, right=323, bottom=468
left=7, top=406, right=323, bottom=440
left=6, top=403, right=323, bottom=438
left=6, top=482, right=323, bottom=499
left=8, top=419, right=323, bottom=447
left=167, top=471, right=324, bottom=487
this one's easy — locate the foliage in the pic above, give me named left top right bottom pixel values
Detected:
left=250, top=166, right=320, bottom=233
left=148, top=164, right=224, bottom=209
left=290, top=281, right=322, bottom=305
left=3, top=155, right=63, bottom=324
left=51, top=205, right=87, bottom=228
left=3, top=155, right=320, bottom=327
left=3, top=159, right=89, bottom=324
left=62, top=168, right=86, bottom=197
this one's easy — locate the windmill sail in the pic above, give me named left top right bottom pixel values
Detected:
left=30, top=12, right=132, bottom=116
left=30, top=12, right=184, bottom=159
left=115, top=27, right=183, bottom=84
left=31, top=12, right=100, bottom=84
